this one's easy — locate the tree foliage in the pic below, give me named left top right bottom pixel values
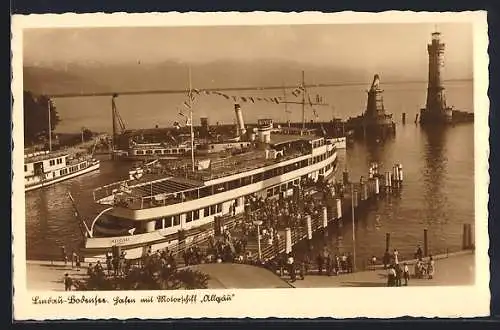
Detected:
left=76, top=267, right=210, bottom=291
left=24, top=91, right=60, bottom=145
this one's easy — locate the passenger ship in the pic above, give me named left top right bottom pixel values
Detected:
left=79, top=114, right=338, bottom=261
left=25, top=150, right=100, bottom=192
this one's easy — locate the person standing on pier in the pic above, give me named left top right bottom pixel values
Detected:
left=64, top=273, right=73, bottom=291
left=403, top=263, right=410, bottom=286
left=61, top=246, right=68, bottom=265
left=383, top=250, right=391, bottom=269
left=387, top=265, right=396, bottom=287
left=415, top=245, right=423, bottom=261
left=427, top=256, right=435, bottom=280
left=395, top=263, right=402, bottom=286
left=316, top=252, right=324, bottom=275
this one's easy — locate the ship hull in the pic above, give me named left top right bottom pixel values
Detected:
left=25, top=161, right=100, bottom=192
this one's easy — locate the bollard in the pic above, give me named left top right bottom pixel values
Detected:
left=375, top=177, right=380, bottom=195
left=385, top=233, right=391, bottom=252
left=386, top=171, right=392, bottom=190
left=398, top=164, right=404, bottom=182
left=424, top=229, right=428, bottom=257
left=469, top=223, right=474, bottom=249
left=306, top=215, right=313, bottom=240
left=322, top=207, right=328, bottom=228
left=285, top=228, right=292, bottom=254
left=462, top=224, right=468, bottom=249
left=336, top=198, right=342, bottom=219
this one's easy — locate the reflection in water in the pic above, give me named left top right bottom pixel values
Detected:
left=422, top=126, right=449, bottom=227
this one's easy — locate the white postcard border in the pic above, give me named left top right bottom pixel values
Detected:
left=11, top=11, right=490, bottom=320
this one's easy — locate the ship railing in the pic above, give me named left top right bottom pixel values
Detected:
left=93, top=148, right=315, bottom=208
left=92, top=179, right=135, bottom=202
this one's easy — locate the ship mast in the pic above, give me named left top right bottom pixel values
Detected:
left=47, top=98, right=52, bottom=152
left=301, top=70, right=306, bottom=130
left=188, top=67, right=195, bottom=172
left=283, top=82, right=291, bottom=127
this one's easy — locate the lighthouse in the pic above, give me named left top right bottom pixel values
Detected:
left=420, top=31, right=453, bottom=124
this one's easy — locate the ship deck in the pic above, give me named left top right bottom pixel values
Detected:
left=94, top=133, right=328, bottom=208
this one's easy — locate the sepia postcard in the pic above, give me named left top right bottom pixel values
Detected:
left=12, top=11, right=490, bottom=320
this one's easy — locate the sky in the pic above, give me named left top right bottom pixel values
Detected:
left=23, top=23, right=473, bottom=79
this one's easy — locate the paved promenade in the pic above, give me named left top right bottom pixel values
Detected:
left=26, top=250, right=474, bottom=291
left=27, top=260, right=89, bottom=291
left=289, top=250, right=475, bottom=288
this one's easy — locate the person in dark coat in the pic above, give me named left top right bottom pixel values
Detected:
left=395, top=263, right=402, bottom=287
left=316, top=253, right=324, bottom=275
left=64, top=273, right=73, bottom=291
left=387, top=265, right=396, bottom=287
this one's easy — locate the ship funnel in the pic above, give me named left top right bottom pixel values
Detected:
left=234, top=103, right=247, bottom=136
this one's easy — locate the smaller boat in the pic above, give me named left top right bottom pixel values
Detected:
left=25, top=150, right=100, bottom=192
left=128, top=159, right=159, bottom=180
left=326, top=136, right=347, bottom=149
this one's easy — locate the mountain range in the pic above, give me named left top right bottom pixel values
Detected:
left=23, top=59, right=467, bottom=97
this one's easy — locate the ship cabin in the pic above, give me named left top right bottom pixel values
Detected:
left=90, top=133, right=337, bottom=239
left=24, top=151, right=70, bottom=182
left=128, top=143, right=193, bottom=158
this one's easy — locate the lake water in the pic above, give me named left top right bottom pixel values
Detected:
left=25, top=81, right=474, bottom=265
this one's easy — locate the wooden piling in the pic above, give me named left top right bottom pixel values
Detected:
left=424, top=229, right=428, bottom=257
left=402, top=112, right=406, bottom=124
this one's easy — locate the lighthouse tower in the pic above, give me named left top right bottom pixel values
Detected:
left=420, top=31, right=453, bottom=124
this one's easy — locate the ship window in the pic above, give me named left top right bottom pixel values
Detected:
left=165, top=149, right=171, bottom=154
left=273, top=187, right=279, bottom=195
left=281, top=184, right=287, bottom=192
left=210, top=205, right=216, bottom=215
left=146, top=150, right=153, bottom=155
left=253, top=173, right=263, bottom=182
left=80, top=164, right=85, bottom=169
left=164, top=216, right=173, bottom=228
left=211, top=145, right=215, bottom=149
left=154, top=150, right=162, bottom=154
left=136, top=150, right=144, bottom=155
left=49, top=160, right=55, bottom=166
left=155, top=219, right=163, bottom=230
left=172, top=149, right=178, bottom=154
left=242, top=176, right=252, bottom=186
left=180, top=149, right=185, bottom=153
left=173, top=215, right=180, bottom=226
left=186, top=212, right=193, bottom=223
left=216, top=204, right=222, bottom=213
left=287, top=181, right=294, bottom=189
left=193, top=210, right=200, bottom=220
left=267, top=189, right=273, bottom=198
left=24, top=165, right=27, bottom=172
left=234, top=198, right=240, bottom=207
left=200, top=186, right=211, bottom=197
left=204, top=207, right=210, bottom=217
